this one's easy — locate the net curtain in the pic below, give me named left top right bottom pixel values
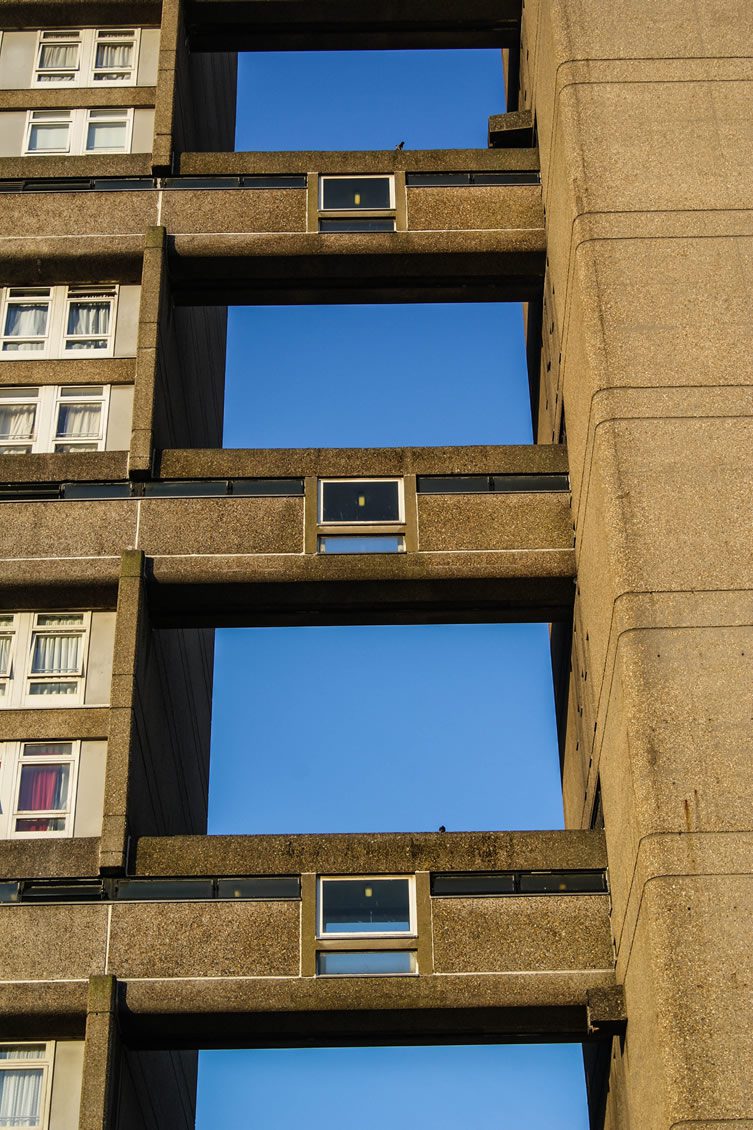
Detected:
left=0, top=1066, right=43, bottom=1126
left=0, top=404, right=35, bottom=439
left=66, top=301, right=110, bottom=338
left=31, top=633, right=80, bottom=675
left=56, top=402, right=101, bottom=439
left=4, top=303, right=48, bottom=339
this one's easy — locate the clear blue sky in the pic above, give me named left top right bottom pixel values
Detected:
left=198, top=49, right=588, bottom=1130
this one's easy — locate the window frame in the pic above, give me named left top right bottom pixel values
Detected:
left=317, top=174, right=397, bottom=233
left=32, top=27, right=141, bottom=88
left=6, top=740, right=80, bottom=839
left=0, top=384, right=111, bottom=453
left=23, top=107, right=134, bottom=156
left=0, top=1041, right=54, bottom=1129
left=317, top=477, right=405, bottom=527
left=24, top=612, right=89, bottom=704
left=0, top=286, right=119, bottom=360
left=0, top=614, right=18, bottom=702
left=0, top=385, right=40, bottom=452
left=317, top=874, right=417, bottom=940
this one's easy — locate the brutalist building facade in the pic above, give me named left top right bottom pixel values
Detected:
left=0, top=1, right=750, bottom=1128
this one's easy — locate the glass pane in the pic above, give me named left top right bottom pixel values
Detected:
left=4, top=303, right=48, bottom=339
left=320, top=878, right=412, bottom=934
left=66, top=302, right=110, bottom=338
left=321, top=480, right=400, bottom=523
left=39, top=43, right=78, bottom=69
left=28, top=682, right=77, bottom=695
left=0, top=1065, right=43, bottom=1125
left=318, top=535, right=404, bottom=555
left=23, top=743, right=73, bottom=757
left=94, top=43, right=133, bottom=69
left=319, top=218, right=395, bottom=233
left=114, top=879, right=214, bottom=901
left=86, top=121, right=127, bottom=151
left=17, top=764, right=70, bottom=813
left=15, top=817, right=66, bottom=832
left=518, top=871, right=608, bottom=894
left=431, top=873, right=516, bottom=897
left=0, top=636, right=11, bottom=675
left=0, top=404, right=36, bottom=440
left=0, top=1047, right=45, bottom=1060
left=56, top=402, right=102, bottom=439
left=322, top=177, right=392, bottom=210
left=28, top=123, right=69, bottom=151
left=31, top=633, right=80, bottom=674
left=36, top=614, right=83, bottom=626
left=216, top=877, right=300, bottom=900
left=317, top=951, right=416, bottom=975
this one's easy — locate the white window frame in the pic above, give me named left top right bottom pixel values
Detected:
left=319, top=174, right=396, bottom=212
left=318, top=478, right=405, bottom=526
left=0, top=286, right=118, bottom=360
left=25, top=612, right=89, bottom=704
left=0, top=1041, right=55, bottom=1129
left=33, top=27, right=141, bottom=88
left=32, top=30, right=82, bottom=86
left=1, top=740, right=80, bottom=839
left=23, top=107, right=134, bottom=156
left=63, top=287, right=117, bottom=354
left=0, top=612, right=90, bottom=708
left=0, top=385, right=110, bottom=453
left=317, top=875, right=417, bottom=940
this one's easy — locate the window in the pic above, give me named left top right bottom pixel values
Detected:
left=318, top=876, right=416, bottom=938
left=0, top=386, right=111, bottom=452
left=0, top=287, right=118, bottom=359
left=34, top=30, right=81, bottom=84
left=24, top=108, right=134, bottom=155
left=1, top=742, right=79, bottom=837
left=0, top=1043, right=52, bottom=1128
left=317, top=478, right=405, bottom=554
left=318, top=175, right=396, bottom=233
left=0, top=612, right=92, bottom=707
left=319, top=479, right=403, bottom=524
left=317, top=951, right=417, bottom=976
left=33, top=28, right=140, bottom=87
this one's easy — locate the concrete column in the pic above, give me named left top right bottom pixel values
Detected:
left=522, top=2, right=753, bottom=1126
left=100, top=551, right=147, bottom=874
left=151, top=0, right=182, bottom=174
left=79, top=976, right=120, bottom=1130
left=129, top=226, right=167, bottom=479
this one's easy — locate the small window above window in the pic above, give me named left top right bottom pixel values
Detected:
left=318, top=876, right=416, bottom=938
left=319, top=479, right=403, bottom=524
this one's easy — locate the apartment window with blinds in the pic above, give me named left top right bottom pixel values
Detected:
left=24, top=107, right=134, bottom=154
left=0, top=286, right=118, bottom=358
left=0, top=386, right=109, bottom=452
left=0, top=1043, right=53, bottom=1128
left=2, top=741, right=79, bottom=837
left=33, top=28, right=140, bottom=87
left=0, top=612, right=91, bottom=707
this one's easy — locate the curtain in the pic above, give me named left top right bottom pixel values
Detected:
left=67, top=301, right=110, bottom=337
left=0, top=1067, right=43, bottom=1127
left=0, top=405, right=35, bottom=439
left=0, top=636, right=9, bottom=675
left=17, top=763, right=69, bottom=814
left=86, top=121, right=127, bottom=151
left=30, top=633, right=80, bottom=675
left=38, top=43, right=78, bottom=70
left=4, top=304, right=48, bottom=339
left=95, top=44, right=132, bottom=69
left=56, top=403, right=101, bottom=439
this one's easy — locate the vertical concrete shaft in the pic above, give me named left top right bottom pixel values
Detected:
left=521, top=1, right=753, bottom=1127
left=100, top=551, right=147, bottom=874
left=79, top=976, right=120, bottom=1130
left=129, top=226, right=167, bottom=479
left=151, top=0, right=183, bottom=173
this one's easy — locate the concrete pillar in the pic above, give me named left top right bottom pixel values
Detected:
left=79, top=976, right=120, bottom=1130
left=521, top=2, right=753, bottom=1126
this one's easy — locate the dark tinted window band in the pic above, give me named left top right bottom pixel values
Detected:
left=0, top=176, right=307, bottom=194
left=417, top=474, right=569, bottom=494
left=406, top=171, right=540, bottom=187
left=0, top=479, right=305, bottom=502
left=431, top=871, right=607, bottom=897
left=0, top=876, right=301, bottom=904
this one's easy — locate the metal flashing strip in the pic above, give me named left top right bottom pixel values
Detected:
left=0, top=875, right=302, bottom=904
left=431, top=871, right=608, bottom=896
left=406, top=171, right=540, bottom=186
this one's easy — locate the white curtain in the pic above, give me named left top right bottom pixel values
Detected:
left=67, top=301, right=110, bottom=337
left=95, top=44, right=132, bottom=69
left=86, top=121, right=127, bottom=151
left=31, top=633, right=80, bottom=675
left=28, top=122, right=69, bottom=151
left=38, top=43, right=78, bottom=69
left=4, top=304, right=48, bottom=339
left=0, top=1067, right=43, bottom=1127
left=0, top=404, right=35, bottom=439
left=56, top=403, right=101, bottom=439
left=0, top=635, right=10, bottom=675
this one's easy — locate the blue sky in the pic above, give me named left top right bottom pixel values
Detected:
left=197, top=49, right=588, bottom=1130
